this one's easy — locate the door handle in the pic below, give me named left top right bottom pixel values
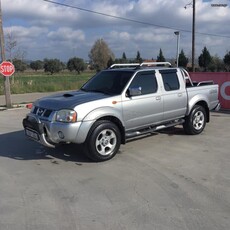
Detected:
left=156, top=96, right=161, bottom=101
left=178, top=93, right=182, bottom=97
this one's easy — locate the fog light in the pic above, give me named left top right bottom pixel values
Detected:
left=58, top=131, right=64, bottom=139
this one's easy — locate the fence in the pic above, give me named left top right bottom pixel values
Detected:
left=189, top=72, right=230, bottom=110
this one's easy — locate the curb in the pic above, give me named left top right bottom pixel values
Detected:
left=0, top=103, right=32, bottom=111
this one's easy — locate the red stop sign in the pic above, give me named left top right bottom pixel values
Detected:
left=0, top=61, right=15, bottom=77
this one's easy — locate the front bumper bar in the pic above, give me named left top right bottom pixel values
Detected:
left=22, top=114, right=55, bottom=148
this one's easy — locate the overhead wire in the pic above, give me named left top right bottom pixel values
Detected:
left=43, top=0, right=230, bottom=39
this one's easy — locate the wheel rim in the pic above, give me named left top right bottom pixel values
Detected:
left=95, top=129, right=117, bottom=156
left=193, top=111, right=205, bottom=130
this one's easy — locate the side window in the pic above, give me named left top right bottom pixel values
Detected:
left=161, top=72, right=180, bottom=91
left=129, top=73, right=157, bottom=95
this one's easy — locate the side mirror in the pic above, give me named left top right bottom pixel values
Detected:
left=127, top=86, right=142, bottom=97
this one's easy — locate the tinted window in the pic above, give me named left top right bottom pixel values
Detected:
left=129, top=73, right=157, bottom=95
left=81, top=70, right=133, bottom=95
left=161, top=72, right=180, bottom=91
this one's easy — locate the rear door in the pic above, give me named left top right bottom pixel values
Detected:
left=159, top=69, right=187, bottom=121
left=121, top=71, right=163, bottom=131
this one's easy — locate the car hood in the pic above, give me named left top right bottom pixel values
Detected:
left=34, top=90, right=111, bottom=110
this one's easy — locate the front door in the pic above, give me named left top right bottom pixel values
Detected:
left=122, top=71, right=163, bottom=131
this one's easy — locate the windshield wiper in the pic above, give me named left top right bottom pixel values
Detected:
left=81, top=88, right=113, bottom=95
left=80, top=88, right=89, bottom=92
left=90, top=89, right=112, bottom=95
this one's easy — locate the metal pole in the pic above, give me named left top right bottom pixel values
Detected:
left=0, top=0, right=12, bottom=107
left=192, top=0, right=196, bottom=72
left=174, top=31, right=180, bottom=67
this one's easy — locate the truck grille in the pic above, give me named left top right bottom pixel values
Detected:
left=32, top=106, right=53, bottom=118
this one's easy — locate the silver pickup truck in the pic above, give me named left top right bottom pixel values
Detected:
left=23, top=62, right=220, bottom=161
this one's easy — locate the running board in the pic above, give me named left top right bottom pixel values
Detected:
left=125, top=119, right=184, bottom=139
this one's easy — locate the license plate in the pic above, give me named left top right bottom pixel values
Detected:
left=25, top=129, right=39, bottom=141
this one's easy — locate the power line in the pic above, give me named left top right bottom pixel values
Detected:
left=43, top=0, right=230, bottom=39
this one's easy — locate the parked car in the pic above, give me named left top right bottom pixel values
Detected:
left=23, top=62, right=220, bottom=161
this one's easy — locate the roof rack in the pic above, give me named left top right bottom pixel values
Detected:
left=109, top=63, right=140, bottom=69
left=140, top=62, right=171, bottom=67
left=110, top=62, right=171, bottom=69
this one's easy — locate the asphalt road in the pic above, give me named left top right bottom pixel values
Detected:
left=0, top=108, right=230, bottom=230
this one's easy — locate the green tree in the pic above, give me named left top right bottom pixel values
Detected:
left=178, top=49, right=189, bottom=68
left=208, top=55, right=225, bottom=72
left=89, top=39, right=114, bottom=71
left=43, top=58, right=63, bottom=74
left=13, top=58, right=27, bottom=72
left=122, top=52, right=127, bottom=60
left=135, top=51, right=142, bottom=63
left=30, top=60, right=43, bottom=71
left=107, top=56, right=114, bottom=68
left=223, top=51, right=230, bottom=71
left=67, top=57, right=86, bottom=74
left=157, top=49, right=166, bottom=62
left=198, top=46, right=212, bottom=71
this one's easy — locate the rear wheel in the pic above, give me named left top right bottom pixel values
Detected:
left=183, top=105, right=207, bottom=135
left=85, top=120, right=121, bottom=162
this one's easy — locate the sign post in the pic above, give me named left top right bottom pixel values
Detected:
left=0, top=0, right=12, bottom=107
left=0, top=61, right=14, bottom=108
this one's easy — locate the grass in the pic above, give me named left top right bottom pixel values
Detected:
left=0, top=71, right=94, bottom=95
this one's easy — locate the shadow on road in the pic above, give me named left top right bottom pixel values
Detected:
left=0, top=130, right=92, bottom=163
left=0, top=127, right=186, bottom=163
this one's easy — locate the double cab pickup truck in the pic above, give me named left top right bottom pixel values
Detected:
left=23, top=62, right=220, bottom=161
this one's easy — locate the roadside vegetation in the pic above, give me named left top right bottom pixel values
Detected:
left=1, top=37, right=230, bottom=96
left=0, top=71, right=93, bottom=95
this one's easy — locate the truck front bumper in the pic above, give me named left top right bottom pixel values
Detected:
left=23, top=114, right=56, bottom=148
left=22, top=114, right=92, bottom=148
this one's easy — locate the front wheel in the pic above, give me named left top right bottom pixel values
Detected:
left=85, top=121, right=121, bottom=162
left=183, top=105, right=207, bottom=135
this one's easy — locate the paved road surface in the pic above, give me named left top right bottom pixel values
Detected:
left=0, top=107, right=230, bottom=230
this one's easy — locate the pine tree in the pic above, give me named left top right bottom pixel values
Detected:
left=135, top=51, right=142, bottom=63
left=178, top=49, right=189, bottom=68
left=198, top=46, right=212, bottom=71
left=157, top=49, right=166, bottom=62
left=223, top=51, right=230, bottom=71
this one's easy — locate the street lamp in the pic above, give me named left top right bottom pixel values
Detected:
left=174, top=31, right=180, bottom=67
left=184, top=0, right=196, bottom=72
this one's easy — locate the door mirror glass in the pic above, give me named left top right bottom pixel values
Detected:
left=127, top=86, right=142, bottom=97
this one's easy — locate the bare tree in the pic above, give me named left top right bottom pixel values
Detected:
left=89, top=39, right=114, bottom=71
left=5, top=30, right=17, bottom=61
left=5, top=30, right=27, bottom=83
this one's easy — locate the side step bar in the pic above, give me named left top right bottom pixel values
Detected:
left=125, top=119, right=184, bottom=139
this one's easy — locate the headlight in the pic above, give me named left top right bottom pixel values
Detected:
left=56, top=109, right=77, bottom=123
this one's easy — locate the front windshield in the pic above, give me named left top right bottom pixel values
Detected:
left=81, top=70, right=134, bottom=95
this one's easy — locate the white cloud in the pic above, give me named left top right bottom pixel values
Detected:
left=2, top=0, right=230, bottom=61
left=47, top=28, right=85, bottom=42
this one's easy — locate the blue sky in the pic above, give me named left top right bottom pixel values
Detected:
left=2, top=0, right=230, bottom=62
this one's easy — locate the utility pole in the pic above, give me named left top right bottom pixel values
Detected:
left=174, top=31, right=180, bottom=67
left=192, top=0, right=196, bottom=72
left=0, top=0, right=12, bottom=107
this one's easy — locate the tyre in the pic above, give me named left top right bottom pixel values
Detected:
left=183, top=105, right=207, bottom=135
left=85, top=120, right=121, bottom=162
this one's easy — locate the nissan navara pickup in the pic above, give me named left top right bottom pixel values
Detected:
left=23, top=62, right=220, bottom=161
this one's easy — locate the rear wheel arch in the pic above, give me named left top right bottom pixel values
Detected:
left=183, top=104, right=207, bottom=135
left=195, top=101, right=209, bottom=123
